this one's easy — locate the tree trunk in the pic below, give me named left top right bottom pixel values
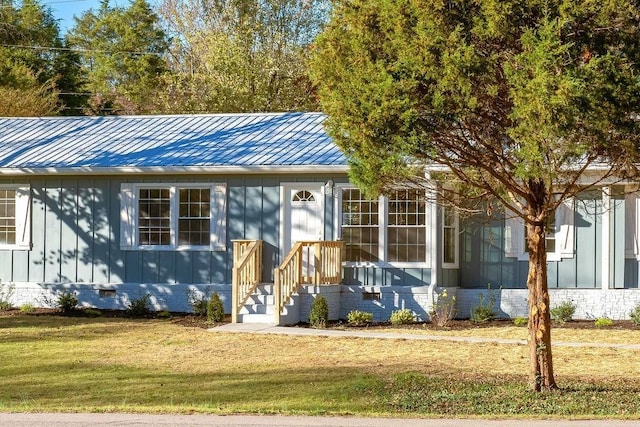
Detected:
left=526, top=218, right=558, bottom=392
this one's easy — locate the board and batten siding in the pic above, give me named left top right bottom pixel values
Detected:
left=457, top=190, right=637, bottom=289
left=0, top=175, right=349, bottom=288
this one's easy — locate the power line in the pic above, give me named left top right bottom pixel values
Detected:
left=0, top=43, right=164, bottom=56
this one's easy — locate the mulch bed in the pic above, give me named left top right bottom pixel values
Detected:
left=295, top=318, right=640, bottom=331
left=3, top=307, right=639, bottom=330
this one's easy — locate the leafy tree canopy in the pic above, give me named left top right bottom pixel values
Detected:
left=157, top=0, right=329, bottom=112
left=0, top=0, right=80, bottom=115
left=311, top=0, right=640, bottom=392
left=311, top=0, right=640, bottom=215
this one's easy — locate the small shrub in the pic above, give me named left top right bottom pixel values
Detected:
left=594, top=317, right=613, bottom=328
left=430, top=288, right=456, bottom=327
left=0, top=282, right=15, bottom=310
left=207, top=292, right=225, bottom=322
left=127, top=293, right=151, bottom=317
left=309, top=295, right=329, bottom=328
left=550, top=300, right=576, bottom=323
left=19, top=303, right=35, bottom=313
left=389, top=309, right=415, bottom=325
left=513, top=317, right=527, bottom=327
left=470, top=288, right=496, bottom=323
left=188, top=289, right=209, bottom=317
left=157, top=309, right=172, bottom=319
left=347, top=310, right=373, bottom=325
left=83, top=308, right=102, bottom=317
left=630, top=304, right=640, bottom=326
left=57, top=291, right=78, bottom=315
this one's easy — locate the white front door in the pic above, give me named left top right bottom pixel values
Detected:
left=284, top=184, right=324, bottom=252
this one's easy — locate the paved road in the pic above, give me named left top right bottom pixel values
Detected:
left=1, top=413, right=639, bottom=427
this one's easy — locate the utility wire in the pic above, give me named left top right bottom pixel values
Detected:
left=0, top=43, right=164, bottom=56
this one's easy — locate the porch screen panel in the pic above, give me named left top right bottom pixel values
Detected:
left=0, top=189, right=16, bottom=244
left=138, top=189, right=171, bottom=245
left=341, top=188, right=379, bottom=262
left=387, top=189, right=426, bottom=262
left=178, top=188, right=211, bottom=246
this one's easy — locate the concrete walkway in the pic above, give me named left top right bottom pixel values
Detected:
left=211, top=322, right=640, bottom=350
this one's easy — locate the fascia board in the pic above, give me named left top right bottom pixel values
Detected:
left=0, top=165, right=350, bottom=176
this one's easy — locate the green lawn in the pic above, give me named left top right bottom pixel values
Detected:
left=1, top=314, right=639, bottom=418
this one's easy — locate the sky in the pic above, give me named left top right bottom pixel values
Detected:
left=43, top=0, right=120, bottom=33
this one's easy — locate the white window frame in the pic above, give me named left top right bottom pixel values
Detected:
left=335, top=185, right=430, bottom=268
left=625, top=191, right=640, bottom=260
left=0, top=184, right=31, bottom=251
left=442, top=204, right=459, bottom=269
left=120, top=183, right=226, bottom=251
left=504, top=199, right=574, bottom=261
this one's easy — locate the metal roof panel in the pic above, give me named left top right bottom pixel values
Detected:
left=0, top=113, right=345, bottom=170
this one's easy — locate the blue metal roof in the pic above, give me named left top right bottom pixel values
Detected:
left=0, top=113, right=346, bottom=171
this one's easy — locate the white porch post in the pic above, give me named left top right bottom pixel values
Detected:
left=425, top=172, right=438, bottom=288
left=602, top=186, right=611, bottom=289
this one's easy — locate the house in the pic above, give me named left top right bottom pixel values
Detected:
left=0, top=112, right=639, bottom=323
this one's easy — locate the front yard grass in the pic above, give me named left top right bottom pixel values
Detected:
left=1, top=314, right=639, bottom=418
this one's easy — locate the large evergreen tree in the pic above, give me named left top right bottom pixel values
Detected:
left=67, top=0, right=170, bottom=114
left=0, top=0, right=81, bottom=115
left=311, top=0, right=640, bottom=391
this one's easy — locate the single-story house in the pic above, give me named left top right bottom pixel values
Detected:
left=0, top=112, right=639, bottom=323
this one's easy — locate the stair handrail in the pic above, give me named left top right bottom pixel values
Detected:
left=231, top=239, right=263, bottom=323
left=274, top=240, right=344, bottom=324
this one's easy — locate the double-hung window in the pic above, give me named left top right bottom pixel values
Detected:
left=339, top=187, right=427, bottom=264
left=120, top=183, right=226, bottom=250
left=0, top=185, right=31, bottom=250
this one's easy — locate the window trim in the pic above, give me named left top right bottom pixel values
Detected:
left=0, top=184, right=31, bottom=251
left=625, top=191, right=640, bottom=260
left=504, top=199, right=575, bottom=261
left=442, top=204, right=459, bottom=269
left=336, top=184, right=430, bottom=268
left=120, top=182, right=226, bottom=251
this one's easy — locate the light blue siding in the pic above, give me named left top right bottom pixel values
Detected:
left=343, top=266, right=430, bottom=287
left=575, top=194, right=600, bottom=288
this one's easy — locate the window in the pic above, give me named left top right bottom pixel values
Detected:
left=120, top=183, right=226, bottom=250
left=442, top=205, right=459, bottom=267
left=387, top=190, right=426, bottom=262
left=178, top=188, right=211, bottom=246
left=341, top=188, right=379, bottom=262
left=504, top=199, right=574, bottom=261
left=0, top=185, right=31, bottom=250
left=524, top=216, right=556, bottom=253
left=0, top=189, right=16, bottom=245
left=339, top=187, right=427, bottom=264
left=293, top=190, right=315, bottom=202
left=138, top=188, right=171, bottom=246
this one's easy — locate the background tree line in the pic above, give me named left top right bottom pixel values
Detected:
left=0, top=0, right=328, bottom=116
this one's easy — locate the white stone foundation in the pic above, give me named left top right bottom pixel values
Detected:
left=5, top=281, right=640, bottom=321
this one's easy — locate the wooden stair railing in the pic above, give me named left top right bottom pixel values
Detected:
left=231, top=240, right=263, bottom=323
left=274, top=240, right=344, bottom=324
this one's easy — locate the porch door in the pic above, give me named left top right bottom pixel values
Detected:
left=284, top=184, right=324, bottom=279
